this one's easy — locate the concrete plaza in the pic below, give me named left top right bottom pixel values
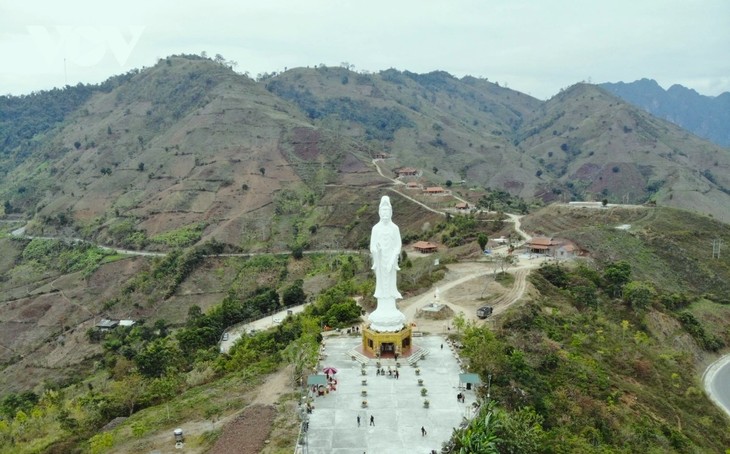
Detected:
left=299, top=334, right=480, bottom=454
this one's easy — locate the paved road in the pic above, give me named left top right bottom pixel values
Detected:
left=703, top=354, right=730, bottom=418
left=219, top=304, right=308, bottom=353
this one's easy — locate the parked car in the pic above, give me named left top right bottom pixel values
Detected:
left=476, top=306, right=493, bottom=319
left=222, top=332, right=229, bottom=341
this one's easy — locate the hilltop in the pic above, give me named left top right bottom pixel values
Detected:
left=0, top=55, right=729, bottom=254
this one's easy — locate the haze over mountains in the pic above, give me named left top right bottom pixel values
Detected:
left=600, top=78, right=730, bottom=148
left=1, top=54, right=729, bottom=252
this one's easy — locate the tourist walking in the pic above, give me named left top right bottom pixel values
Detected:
left=357, top=415, right=361, bottom=427
left=370, top=415, right=375, bottom=426
left=421, top=426, right=427, bottom=436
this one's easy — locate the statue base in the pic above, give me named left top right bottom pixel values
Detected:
left=362, top=325, right=412, bottom=358
left=368, top=297, right=406, bottom=332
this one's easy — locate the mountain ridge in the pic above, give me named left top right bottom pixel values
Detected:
left=600, top=78, right=730, bottom=147
left=1, top=55, right=729, bottom=253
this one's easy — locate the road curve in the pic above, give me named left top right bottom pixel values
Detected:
left=703, top=354, right=730, bottom=418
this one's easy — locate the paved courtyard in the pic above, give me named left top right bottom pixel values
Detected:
left=298, top=334, right=480, bottom=454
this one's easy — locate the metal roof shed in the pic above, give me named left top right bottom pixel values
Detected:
left=459, top=373, right=482, bottom=390
left=307, top=375, right=328, bottom=386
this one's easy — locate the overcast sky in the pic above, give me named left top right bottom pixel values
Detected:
left=2, top=0, right=729, bottom=100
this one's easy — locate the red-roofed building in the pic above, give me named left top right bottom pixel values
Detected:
left=424, top=186, right=444, bottom=194
left=412, top=241, right=439, bottom=253
left=527, top=237, right=558, bottom=254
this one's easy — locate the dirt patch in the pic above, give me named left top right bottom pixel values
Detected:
left=339, top=152, right=370, bottom=173
left=208, top=404, right=276, bottom=454
left=291, top=127, right=321, bottom=161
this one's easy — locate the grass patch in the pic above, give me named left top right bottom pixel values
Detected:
left=495, top=271, right=514, bottom=286
left=150, top=222, right=207, bottom=248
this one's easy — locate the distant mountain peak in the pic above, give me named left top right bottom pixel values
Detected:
left=600, top=79, right=730, bottom=147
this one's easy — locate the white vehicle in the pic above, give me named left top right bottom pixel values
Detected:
left=222, top=332, right=229, bottom=341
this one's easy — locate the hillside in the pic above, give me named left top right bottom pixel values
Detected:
left=0, top=55, right=391, bottom=252
left=2, top=204, right=730, bottom=452
left=601, top=78, right=730, bottom=147
left=1, top=56, right=729, bottom=251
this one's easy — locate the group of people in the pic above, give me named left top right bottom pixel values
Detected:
left=356, top=415, right=376, bottom=426
left=456, top=392, right=466, bottom=403
left=375, top=367, right=399, bottom=379
left=357, top=415, right=426, bottom=437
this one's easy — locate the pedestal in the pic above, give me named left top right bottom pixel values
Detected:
left=368, top=297, right=406, bottom=332
left=362, top=325, right=412, bottom=358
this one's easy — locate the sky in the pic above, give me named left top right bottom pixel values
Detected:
left=2, top=0, right=729, bottom=100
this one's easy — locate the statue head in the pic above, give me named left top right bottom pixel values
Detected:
left=378, top=196, right=392, bottom=222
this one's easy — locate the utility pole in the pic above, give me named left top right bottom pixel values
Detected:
left=486, top=374, right=492, bottom=404
left=712, top=239, right=722, bottom=259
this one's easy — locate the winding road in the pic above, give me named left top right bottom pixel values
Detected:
left=703, top=354, right=730, bottom=418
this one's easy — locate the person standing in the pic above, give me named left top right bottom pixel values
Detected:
left=370, top=415, right=375, bottom=426
left=357, top=415, right=361, bottom=427
left=421, top=426, right=427, bottom=436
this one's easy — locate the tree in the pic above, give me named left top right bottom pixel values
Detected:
left=259, top=167, right=266, bottom=176
left=110, top=373, right=145, bottom=416
left=433, top=166, right=438, bottom=174
left=571, top=284, right=598, bottom=309
left=135, top=338, right=182, bottom=378
left=283, top=279, right=306, bottom=307
left=477, top=233, right=489, bottom=251
left=602, top=198, right=608, bottom=207
left=452, top=311, right=467, bottom=334
left=446, top=180, right=453, bottom=188
left=496, top=406, right=545, bottom=454
left=454, top=402, right=501, bottom=453
left=535, top=170, right=543, bottom=178
left=137, top=162, right=145, bottom=172
left=496, top=254, right=516, bottom=273
left=74, top=141, right=81, bottom=149
left=623, top=281, right=656, bottom=311
left=603, top=261, right=631, bottom=297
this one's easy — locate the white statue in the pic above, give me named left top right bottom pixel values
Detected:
left=368, top=196, right=406, bottom=332
left=370, top=196, right=403, bottom=300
